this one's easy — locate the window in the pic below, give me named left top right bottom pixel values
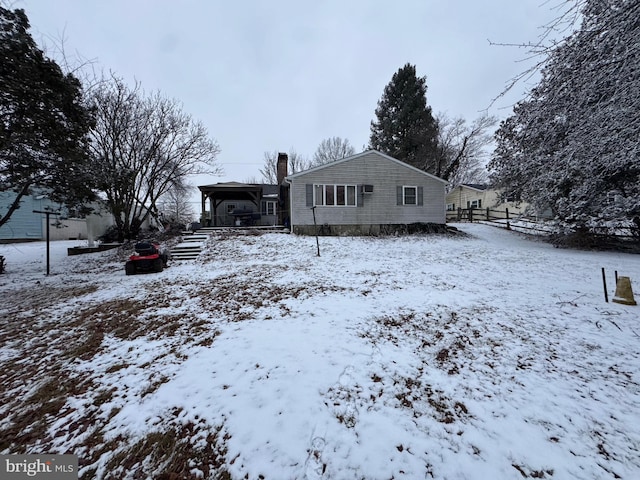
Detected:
left=336, top=185, right=345, bottom=205
left=397, top=185, right=423, bottom=206
left=467, top=199, right=482, bottom=209
left=403, top=186, right=417, bottom=205
left=347, top=185, right=356, bottom=205
left=313, top=184, right=357, bottom=206
left=261, top=200, right=276, bottom=216
left=446, top=203, right=456, bottom=211
left=226, top=203, right=236, bottom=214
left=325, top=185, right=335, bottom=205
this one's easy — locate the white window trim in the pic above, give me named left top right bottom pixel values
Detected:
left=262, top=200, right=277, bottom=216
left=314, top=184, right=358, bottom=207
left=403, top=186, right=418, bottom=205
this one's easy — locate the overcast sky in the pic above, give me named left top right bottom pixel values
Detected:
left=20, top=0, right=561, bottom=193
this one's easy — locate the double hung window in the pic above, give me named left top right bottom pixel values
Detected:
left=314, top=184, right=357, bottom=206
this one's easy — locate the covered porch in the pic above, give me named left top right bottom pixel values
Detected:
left=198, top=182, right=263, bottom=227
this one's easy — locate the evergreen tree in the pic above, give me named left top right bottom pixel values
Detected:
left=369, top=63, right=439, bottom=171
left=489, top=0, right=640, bottom=227
left=0, top=7, right=95, bottom=228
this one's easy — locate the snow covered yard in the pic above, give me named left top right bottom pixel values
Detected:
left=1, top=224, right=639, bottom=480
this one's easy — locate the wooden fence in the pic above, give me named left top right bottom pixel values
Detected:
left=446, top=207, right=512, bottom=223
left=447, top=207, right=640, bottom=251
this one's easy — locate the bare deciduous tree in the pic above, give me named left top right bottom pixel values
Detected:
left=159, top=183, right=196, bottom=225
left=435, top=113, right=497, bottom=186
left=488, top=0, right=585, bottom=108
left=89, top=76, right=221, bottom=240
left=260, top=149, right=309, bottom=183
left=310, top=137, right=356, bottom=167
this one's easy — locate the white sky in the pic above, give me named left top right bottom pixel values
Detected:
left=20, top=0, right=561, bottom=191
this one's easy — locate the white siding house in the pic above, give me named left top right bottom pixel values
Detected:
left=285, top=150, right=447, bottom=235
left=446, top=184, right=529, bottom=219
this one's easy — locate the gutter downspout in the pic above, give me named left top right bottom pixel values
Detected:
left=284, top=177, right=293, bottom=232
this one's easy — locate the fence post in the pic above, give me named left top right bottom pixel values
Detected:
left=602, top=267, right=609, bottom=302
left=505, top=208, right=510, bottom=220
left=457, top=207, right=461, bottom=221
left=486, top=207, right=490, bottom=220
left=469, top=208, right=474, bottom=222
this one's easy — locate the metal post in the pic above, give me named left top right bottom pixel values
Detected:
left=602, top=267, right=609, bottom=303
left=311, top=206, right=320, bottom=257
left=33, top=209, right=58, bottom=275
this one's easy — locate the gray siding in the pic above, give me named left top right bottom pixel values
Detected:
left=1, top=194, right=115, bottom=242
left=0, top=191, right=46, bottom=240
left=288, top=151, right=446, bottom=229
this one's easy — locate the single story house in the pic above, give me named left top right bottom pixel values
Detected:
left=1, top=189, right=123, bottom=243
left=285, top=150, right=447, bottom=235
left=445, top=184, right=529, bottom=219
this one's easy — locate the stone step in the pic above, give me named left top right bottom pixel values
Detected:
left=172, top=253, right=200, bottom=261
left=183, top=235, right=208, bottom=242
left=169, top=233, right=208, bottom=261
left=172, top=244, right=204, bottom=251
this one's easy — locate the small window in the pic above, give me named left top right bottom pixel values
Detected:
left=446, top=203, right=455, bottom=211
left=261, top=201, right=276, bottom=215
left=403, top=186, right=417, bottom=205
left=226, top=203, right=236, bottom=214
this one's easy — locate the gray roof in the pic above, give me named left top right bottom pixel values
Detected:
left=285, top=150, right=448, bottom=184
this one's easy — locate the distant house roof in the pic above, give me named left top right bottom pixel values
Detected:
left=261, top=184, right=279, bottom=197
left=197, top=182, right=262, bottom=205
left=285, top=150, right=448, bottom=184
left=459, top=184, right=489, bottom=191
left=198, top=182, right=277, bottom=191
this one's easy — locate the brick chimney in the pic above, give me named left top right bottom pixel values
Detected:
left=276, top=152, right=288, bottom=185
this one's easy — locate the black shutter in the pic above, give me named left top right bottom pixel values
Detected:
left=397, top=186, right=403, bottom=205
left=418, top=187, right=424, bottom=206
left=357, top=185, right=363, bottom=207
left=306, top=184, right=313, bottom=207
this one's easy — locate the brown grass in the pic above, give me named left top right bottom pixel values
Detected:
left=96, top=421, right=231, bottom=480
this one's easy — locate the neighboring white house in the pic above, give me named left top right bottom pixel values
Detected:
left=285, top=150, right=447, bottom=235
left=445, top=184, right=529, bottom=219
